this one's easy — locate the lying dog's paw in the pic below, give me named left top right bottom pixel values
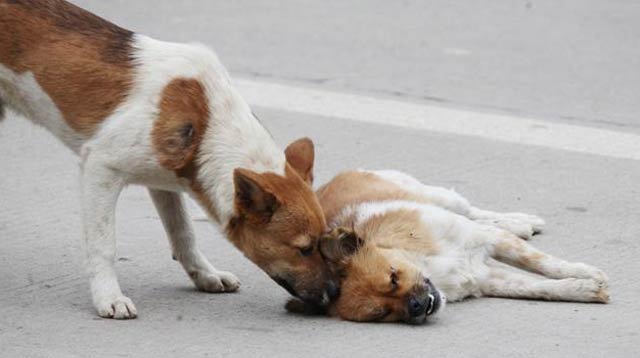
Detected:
left=500, top=212, right=545, bottom=233
left=476, top=218, right=535, bottom=240
left=285, top=298, right=327, bottom=316
left=574, top=278, right=610, bottom=303
left=569, top=263, right=609, bottom=285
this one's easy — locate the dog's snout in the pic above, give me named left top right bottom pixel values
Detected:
left=272, top=276, right=335, bottom=307
left=273, top=276, right=297, bottom=297
left=406, top=277, right=444, bottom=320
left=408, top=297, right=427, bottom=317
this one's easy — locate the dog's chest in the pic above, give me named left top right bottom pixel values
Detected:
left=414, top=244, right=488, bottom=302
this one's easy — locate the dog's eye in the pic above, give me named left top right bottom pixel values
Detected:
left=299, top=245, right=314, bottom=257
left=390, top=269, right=399, bottom=291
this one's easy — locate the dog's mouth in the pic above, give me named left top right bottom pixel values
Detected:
left=405, top=289, right=446, bottom=325
left=426, top=293, right=437, bottom=316
left=426, top=291, right=446, bottom=316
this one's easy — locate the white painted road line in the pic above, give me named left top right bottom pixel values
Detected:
left=235, top=78, right=640, bottom=161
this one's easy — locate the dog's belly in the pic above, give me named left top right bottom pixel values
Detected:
left=0, top=65, right=85, bottom=152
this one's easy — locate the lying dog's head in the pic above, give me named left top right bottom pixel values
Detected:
left=317, top=228, right=445, bottom=324
left=225, top=138, right=338, bottom=306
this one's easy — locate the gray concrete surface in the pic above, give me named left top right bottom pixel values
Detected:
left=2, top=111, right=639, bottom=357
left=74, top=0, right=640, bottom=132
left=2, top=1, right=640, bottom=357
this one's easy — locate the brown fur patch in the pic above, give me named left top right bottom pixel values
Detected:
left=595, top=287, right=610, bottom=303
left=316, top=171, right=434, bottom=224
left=152, top=78, right=209, bottom=171
left=0, top=0, right=134, bottom=135
left=519, top=251, right=545, bottom=268
left=148, top=78, right=215, bottom=221
left=358, top=209, right=438, bottom=256
left=495, top=239, right=547, bottom=272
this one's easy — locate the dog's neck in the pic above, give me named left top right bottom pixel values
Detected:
left=193, top=91, right=286, bottom=226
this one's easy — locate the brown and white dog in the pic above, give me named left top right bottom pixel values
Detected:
left=301, top=170, right=610, bottom=324
left=0, top=0, right=336, bottom=319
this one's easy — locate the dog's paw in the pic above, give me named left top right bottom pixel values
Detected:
left=500, top=212, right=545, bottom=233
left=476, top=218, right=535, bottom=240
left=569, top=263, right=609, bottom=284
left=191, top=270, right=241, bottom=293
left=572, top=278, right=610, bottom=303
left=95, top=295, right=137, bottom=319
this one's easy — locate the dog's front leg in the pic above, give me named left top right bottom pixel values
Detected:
left=149, top=189, right=240, bottom=293
left=81, top=157, right=136, bottom=319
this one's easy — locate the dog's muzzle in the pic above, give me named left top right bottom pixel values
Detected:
left=406, top=278, right=446, bottom=324
left=273, top=276, right=337, bottom=307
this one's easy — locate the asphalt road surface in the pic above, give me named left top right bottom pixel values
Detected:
left=1, top=1, right=639, bottom=357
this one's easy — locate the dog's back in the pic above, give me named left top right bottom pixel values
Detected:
left=0, top=0, right=134, bottom=147
left=316, top=170, right=437, bottom=225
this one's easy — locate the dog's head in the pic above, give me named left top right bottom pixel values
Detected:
left=150, top=77, right=336, bottom=305
left=319, top=228, right=445, bottom=324
left=226, top=138, right=338, bottom=306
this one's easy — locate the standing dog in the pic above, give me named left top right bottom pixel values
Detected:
left=311, top=170, right=609, bottom=324
left=0, top=0, right=335, bottom=319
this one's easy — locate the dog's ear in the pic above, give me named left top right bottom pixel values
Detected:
left=233, top=168, right=280, bottom=224
left=320, top=227, right=363, bottom=264
left=152, top=79, right=209, bottom=171
left=285, top=137, right=315, bottom=185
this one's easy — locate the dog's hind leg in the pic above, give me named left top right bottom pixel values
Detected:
left=149, top=189, right=240, bottom=293
left=369, top=170, right=544, bottom=239
left=480, top=265, right=609, bottom=303
left=485, top=227, right=607, bottom=283
left=469, top=208, right=545, bottom=239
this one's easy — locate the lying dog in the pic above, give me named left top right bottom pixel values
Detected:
left=291, top=170, right=610, bottom=324
left=0, top=0, right=336, bottom=318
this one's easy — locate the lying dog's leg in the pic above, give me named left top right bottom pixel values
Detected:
left=81, top=157, right=136, bottom=319
left=481, top=266, right=609, bottom=303
left=469, top=208, right=544, bottom=239
left=486, top=227, right=608, bottom=283
left=149, top=189, right=240, bottom=293
left=369, top=170, right=543, bottom=239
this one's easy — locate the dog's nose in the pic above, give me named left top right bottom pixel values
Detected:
left=408, top=297, right=427, bottom=317
left=326, top=280, right=339, bottom=299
